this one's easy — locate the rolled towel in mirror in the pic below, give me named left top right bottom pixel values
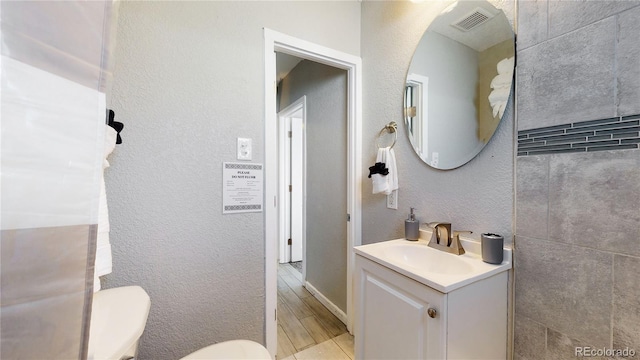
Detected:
left=489, top=88, right=510, bottom=104
left=497, top=56, right=514, bottom=74
left=489, top=88, right=510, bottom=118
left=490, top=73, right=513, bottom=89
left=492, top=102, right=507, bottom=118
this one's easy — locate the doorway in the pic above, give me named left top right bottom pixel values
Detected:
left=278, top=97, right=305, bottom=267
left=264, top=29, right=362, bottom=356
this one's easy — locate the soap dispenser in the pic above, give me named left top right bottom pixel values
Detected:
left=405, top=208, right=419, bottom=241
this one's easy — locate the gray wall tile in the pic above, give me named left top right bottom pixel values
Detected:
left=546, top=328, right=608, bottom=360
left=516, top=155, right=549, bottom=239
left=516, top=0, right=547, bottom=49
left=513, top=315, right=546, bottom=360
left=517, top=17, right=616, bottom=130
left=613, top=255, right=640, bottom=350
left=617, top=5, right=640, bottom=117
left=548, top=151, right=640, bottom=257
left=548, top=1, right=639, bottom=38
left=515, top=236, right=613, bottom=346
left=515, top=2, right=640, bottom=358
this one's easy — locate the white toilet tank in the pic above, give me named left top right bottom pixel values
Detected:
left=88, top=286, right=151, bottom=360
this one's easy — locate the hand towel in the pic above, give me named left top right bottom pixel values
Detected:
left=372, top=148, right=389, bottom=194
left=94, top=126, right=117, bottom=292
left=372, top=147, right=398, bottom=195
left=385, top=148, right=398, bottom=195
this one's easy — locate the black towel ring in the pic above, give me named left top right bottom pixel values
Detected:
left=376, top=121, right=397, bottom=149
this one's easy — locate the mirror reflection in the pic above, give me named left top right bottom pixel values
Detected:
left=404, top=1, right=515, bottom=170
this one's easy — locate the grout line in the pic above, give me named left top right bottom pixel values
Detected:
left=278, top=266, right=352, bottom=358
left=543, top=7, right=620, bottom=45
left=540, top=235, right=640, bottom=258
left=278, top=269, right=311, bottom=357
left=331, top=337, right=353, bottom=360
left=544, top=325, right=548, bottom=355
left=546, top=0, right=549, bottom=41
left=614, top=14, right=619, bottom=115
left=299, top=315, right=332, bottom=345
left=545, top=155, right=550, bottom=241
left=278, top=323, right=298, bottom=360
left=610, top=253, right=615, bottom=348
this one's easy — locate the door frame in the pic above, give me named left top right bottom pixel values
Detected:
left=406, top=73, right=429, bottom=159
left=277, top=97, right=306, bottom=265
left=264, top=28, right=362, bottom=356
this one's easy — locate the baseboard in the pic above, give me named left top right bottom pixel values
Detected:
left=304, top=281, right=347, bottom=325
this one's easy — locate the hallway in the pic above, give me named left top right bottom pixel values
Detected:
left=277, top=263, right=353, bottom=359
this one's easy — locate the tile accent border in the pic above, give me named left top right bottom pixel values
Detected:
left=517, top=114, right=640, bottom=156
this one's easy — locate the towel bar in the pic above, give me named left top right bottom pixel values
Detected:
left=376, top=121, right=397, bottom=149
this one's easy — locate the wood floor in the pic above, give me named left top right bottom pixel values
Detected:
left=277, top=263, right=353, bottom=360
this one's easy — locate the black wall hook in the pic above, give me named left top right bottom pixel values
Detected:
left=106, top=109, right=123, bottom=144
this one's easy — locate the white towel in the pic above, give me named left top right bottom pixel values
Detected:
left=94, top=126, right=118, bottom=292
left=497, top=56, right=514, bottom=74
left=488, top=88, right=510, bottom=104
left=488, top=56, right=515, bottom=119
left=371, top=148, right=388, bottom=194
left=490, top=73, right=513, bottom=89
left=385, top=148, right=398, bottom=195
left=372, top=147, right=398, bottom=195
left=489, top=87, right=511, bottom=118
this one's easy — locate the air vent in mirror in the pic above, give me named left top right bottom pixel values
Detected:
left=451, top=7, right=494, bottom=32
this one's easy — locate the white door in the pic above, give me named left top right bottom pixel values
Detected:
left=278, top=97, right=305, bottom=264
left=290, top=116, right=304, bottom=262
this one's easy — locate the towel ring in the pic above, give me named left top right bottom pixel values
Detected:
left=376, top=121, right=398, bottom=149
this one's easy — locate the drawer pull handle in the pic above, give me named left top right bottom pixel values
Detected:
left=427, top=308, right=437, bottom=318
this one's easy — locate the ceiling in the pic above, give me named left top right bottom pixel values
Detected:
left=428, top=1, right=513, bottom=52
left=275, top=2, right=513, bottom=81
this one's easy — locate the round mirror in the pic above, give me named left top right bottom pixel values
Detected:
left=404, top=1, right=515, bottom=170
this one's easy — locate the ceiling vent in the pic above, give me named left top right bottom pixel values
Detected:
left=451, top=7, right=495, bottom=32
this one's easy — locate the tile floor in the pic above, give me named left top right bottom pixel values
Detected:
left=277, top=263, right=354, bottom=360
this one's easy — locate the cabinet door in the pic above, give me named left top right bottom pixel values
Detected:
left=355, top=256, right=446, bottom=360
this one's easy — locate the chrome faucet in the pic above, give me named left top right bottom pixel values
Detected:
left=426, top=222, right=471, bottom=255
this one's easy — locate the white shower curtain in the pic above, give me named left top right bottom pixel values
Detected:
left=0, top=1, right=119, bottom=358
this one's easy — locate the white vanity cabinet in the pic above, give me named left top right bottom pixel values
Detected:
left=354, top=253, right=508, bottom=360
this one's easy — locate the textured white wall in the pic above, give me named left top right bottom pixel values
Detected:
left=361, top=0, right=514, bottom=245
left=105, top=2, right=360, bottom=359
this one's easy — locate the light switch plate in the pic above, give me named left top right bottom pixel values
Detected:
left=237, top=138, right=252, bottom=160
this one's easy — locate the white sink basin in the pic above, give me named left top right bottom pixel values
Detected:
left=383, top=243, right=474, bottom=275
left=354, top=238, right=511, bottom=293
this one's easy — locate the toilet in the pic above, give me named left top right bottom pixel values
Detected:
left=88, top=286, right=151, bottom=360
left=88, top=286, right=270, bottom=360
left=180, top=340, right=271, bottom=360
